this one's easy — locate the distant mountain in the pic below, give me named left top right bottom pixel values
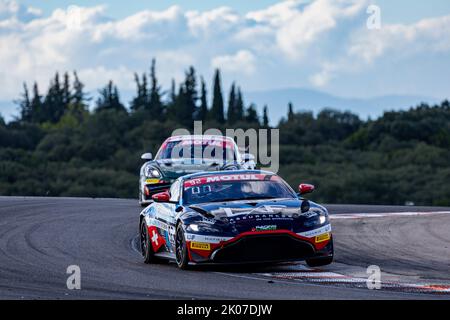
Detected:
left=245, top=88, right=441, bottom=125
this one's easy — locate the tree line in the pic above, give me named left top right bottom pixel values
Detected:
left=15, top=59, right=265, bottom=128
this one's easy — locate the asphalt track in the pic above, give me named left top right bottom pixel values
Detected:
left=0, top=197, right=449, bottom=299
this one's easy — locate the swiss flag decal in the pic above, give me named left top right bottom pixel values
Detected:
left=148, top=226, right=166, bottom=252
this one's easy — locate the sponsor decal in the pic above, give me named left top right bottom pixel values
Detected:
left=315, top=232, right=331, bottom=243
left=184, top=174, right=268, bottom=187
left=298, top=224, right=332, bottom=238
left=168, top=135, right=230, bottom=143
left=212, top=205, right=288, bottom=218
left=178, top=139, right=234, bottom=149
left=252, top=225, right=277, bottom=232
left=145, top=178, right=160, bottom=184
left=185, top=233, right=232, bottom=243
left=190, top=242, right=211, bottom=251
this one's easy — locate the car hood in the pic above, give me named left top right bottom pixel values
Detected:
left=155, top=159, right=235, bottom=179
left=185, top=198, right=328, bottom=234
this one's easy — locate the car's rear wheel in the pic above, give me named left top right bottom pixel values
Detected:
left=140, top=220, right=154, bottom=264
left=175, top=223, right=189, bottom=269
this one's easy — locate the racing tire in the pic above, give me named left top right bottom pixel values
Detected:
left=140, top=220, right=155, bottom=264
left=306, top=237, right=334, bottom=267
left=175, top=223, right=190, bottom=270
left=306, top=256, right=333, bottom=267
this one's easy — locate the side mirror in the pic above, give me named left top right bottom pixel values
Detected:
left=298, top=183, right=315, bottom=195
left=152, top=191, right=170, bottom=203
left=141, top=152, right=153, bottom=160
left=242, top=153, right=255, bottom=161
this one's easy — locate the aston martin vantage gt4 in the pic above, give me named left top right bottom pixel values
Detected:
left=139, top=135, right=256, bottom=206
left=139, top=170, right=333, bottom=269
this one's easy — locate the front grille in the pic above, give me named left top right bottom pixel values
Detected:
left=212, top=234, right=315, bottom=263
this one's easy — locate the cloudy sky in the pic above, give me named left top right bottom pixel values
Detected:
left=1, top=0, right=450, bottom=119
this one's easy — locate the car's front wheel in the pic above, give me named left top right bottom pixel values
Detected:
left=306, top=239, right=334, bottom=267
left=306, top=256, right=333, bottom=267
left=140, top=220, right=154, bottom=264
left=175, top=223, right=189, bottom=269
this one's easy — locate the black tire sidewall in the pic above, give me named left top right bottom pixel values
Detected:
left=175, top=224, right=189, bottom=269
left=140, top=220, right=153, bottom=263
left=306, top=238, right=334, bottom=267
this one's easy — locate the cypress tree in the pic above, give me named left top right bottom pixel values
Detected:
left=235, top=87, right=244, bottom=122
left=198, top=76, right=208, bottom=122
left=165, top=79, right=177, bottom=121
left=112, top=86, right=124, bottom=111
left=245, top=103, right=259, bottom=124
left=44, top=75, right=54, bottom=122
left=227, top=82, right=236, bottom=124
left=30, top=82, right=43, bottom=123
left=263, top=105, right=269, bottom=127
left=170, top=79, right=176, bottom=105
left=18, top=82, right=32, bottom=122
left=73, top=71, right=88, bottom=107
left=172, top=85, right=188, bottom=124
left=149, top=58, right=163, bottom=119
left=174, top=66, right=197, bottom=126
left=71, top=71, right=89, bottom=121
left=42, top=72, right=65, bottom=123
left=209, top=69, right=225, bottom=123
left=130, top=73, right=148, bottom=112
left=96, top=80, right=126, bottom=113
left=142, top=73, right=148, bottom=107
left=288, top=102, right=294, bottom=121
left=184, top=66, right=197, bottom=119
left=63, top=72, right=71, bottom=108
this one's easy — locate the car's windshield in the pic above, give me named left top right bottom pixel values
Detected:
left=156, top=139, right=236, bottom=161
left=182, top=174, right=296, bottom=205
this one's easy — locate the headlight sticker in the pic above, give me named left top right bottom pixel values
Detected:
left=145, top=178, right=160, bottom=184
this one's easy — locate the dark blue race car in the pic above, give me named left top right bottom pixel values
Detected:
left=139, top=170, right=333, bottom=269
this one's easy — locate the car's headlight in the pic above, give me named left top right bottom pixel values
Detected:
left=187, top=223, right=221, bottom=233
left=188, top=224, right=199, bottom=232
left=317, top=208, right=329, bottom=225
left=303, top=207, right=329, bottom=227
left=145, top=166, right=161, bottom=178
left=319, top=215, right=327, bottom=224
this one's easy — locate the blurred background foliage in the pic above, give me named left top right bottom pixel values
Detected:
left=1, top=61, right=449, bottom=206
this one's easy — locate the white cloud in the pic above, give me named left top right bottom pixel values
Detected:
left=348, top=15, right=450, bottom=63
left=310, top=63, right=337, bottom=87
left=246, top=0, right=303, bottom=26
left=0, top=0, right=450, bottom=119
left=212, top=50, right=256, bottom=75
left=187, top=6, right=241, bottom=38
left=0, top=0, right=41, bottom=22
left=247, top=0, right=368, bottom=60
